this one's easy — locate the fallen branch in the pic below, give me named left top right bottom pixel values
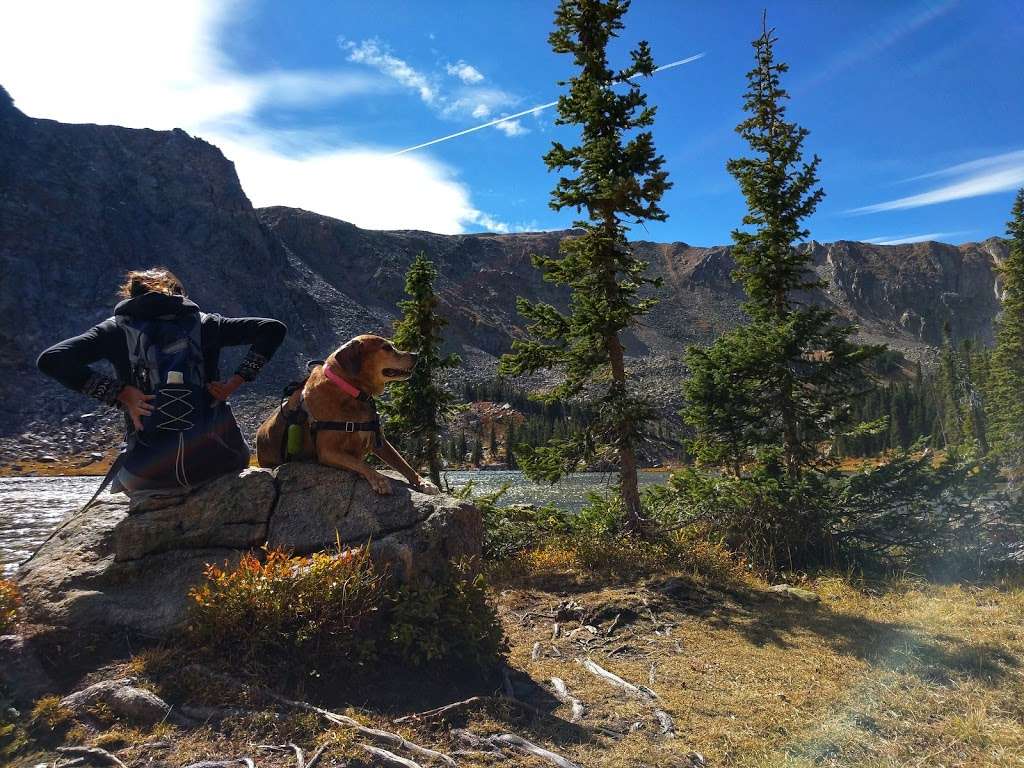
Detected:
left=305, top=742, right=330, bottom=768
left=361, top=744, right=423, bottom=767
left=490, top=733, right=582, bottom=768
left=263, top=689, right=455, bottom=767
left=182, top=761, right=255, bottom=768
left=393, top=696, right=491, bottom=725
left=549, top=678, right=585, bottom=723
left=577, top=658, right=658, bottom=701
left=605, top=612, right=622, bottom=636
left=184, top=665, right=454, bottom=767
left=56, top=747, right=128, bottom=768
left=655, top=709, right=676, bottom=736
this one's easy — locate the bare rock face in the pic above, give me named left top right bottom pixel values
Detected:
left=14, top=465, right=481, bottom=640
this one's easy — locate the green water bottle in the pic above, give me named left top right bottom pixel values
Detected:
left=286, top=423, right=303, bottom=459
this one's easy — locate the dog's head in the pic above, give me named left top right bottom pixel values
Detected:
left=329, top=334, right=417, bottom=396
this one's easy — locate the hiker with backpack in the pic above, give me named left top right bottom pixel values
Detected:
left=37, top=268, right=287, bottom=495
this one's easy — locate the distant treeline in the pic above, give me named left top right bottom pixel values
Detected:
left=431, top=342, right=994, bottom=466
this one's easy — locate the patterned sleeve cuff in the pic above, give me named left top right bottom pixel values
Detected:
left=82, top=373, right=124, bottom=406
left=234, top=350, right=268, bottom=382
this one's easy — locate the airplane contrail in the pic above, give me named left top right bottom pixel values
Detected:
left=390, top=52, right=706, bottom=156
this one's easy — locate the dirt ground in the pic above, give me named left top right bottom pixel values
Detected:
left=9, top=559, right=1024, bottom=768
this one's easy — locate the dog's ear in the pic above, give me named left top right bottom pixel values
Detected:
left=334, top=338, right=363, bottom=377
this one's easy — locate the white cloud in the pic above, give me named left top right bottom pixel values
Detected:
left=0, top=1, right=507, bottom=234
left=0, top=1, right=378, bottom=130
left=446, top=60, right=485, bottom=84
left=467, top=211, right=511, bottom=233
left=862, top=231, right=971, bottom=245
left=341, top=38, right=520, bottom=128
left=848, top=150, right=1024, bottom=214
left=494, top=119, right=529, bottom=137
left=341, top=38, right=438, bottom=106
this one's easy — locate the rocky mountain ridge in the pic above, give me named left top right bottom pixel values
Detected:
left=0, top=85, right=1010, bottom=453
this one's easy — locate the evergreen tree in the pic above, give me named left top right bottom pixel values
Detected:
left=683, top=17, right=878, bottom=481
left=987, top=189, right=1024, bottom=473
left=499, top=0, right=670, bottom=534
left=505, top=420, right=518, bottom=469
left=381, top=253, right=461, bottom=485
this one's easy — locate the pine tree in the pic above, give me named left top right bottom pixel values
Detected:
left=488, top=424, right=498, bottom=458
left=505, top=420, right=518, bottom=469
left=381, top=253, right=461, bottom=485
left=683, top=17, right=878, bottom=481
left=987, top=188, right=1024, bottom=472
left=499, top=0, right=670, bottom=535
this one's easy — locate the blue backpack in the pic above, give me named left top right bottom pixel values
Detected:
left=114, top=312, right=250, bottom=492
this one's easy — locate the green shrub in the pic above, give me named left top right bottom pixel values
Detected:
left=0, top=579, right=19, bottom=634
left=388, top=560, right=506, bottom=671
left=187, top=547, right=506, bottom=679
left=187, top=546, right=386, bottom=677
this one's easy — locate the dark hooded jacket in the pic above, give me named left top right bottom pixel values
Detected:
left=37, top=293, right=287, bottom=405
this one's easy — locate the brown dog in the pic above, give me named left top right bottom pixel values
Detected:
left=255, top=334, right=439, bottom=495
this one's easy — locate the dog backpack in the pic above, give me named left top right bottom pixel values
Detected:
left=114, top=312, right=250, bottom=492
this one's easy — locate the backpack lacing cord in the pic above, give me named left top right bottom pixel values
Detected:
left=157, top=387, right=195, bottom=431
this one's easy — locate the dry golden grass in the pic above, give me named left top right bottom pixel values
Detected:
left=478, top=561, right=1024, bottom=768
left=13, top=548, right=1024, bottom=767
left=0, top=449, right=117, bottom=477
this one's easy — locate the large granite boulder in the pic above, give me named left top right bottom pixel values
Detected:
left=14, top=465, right=481, bottom=639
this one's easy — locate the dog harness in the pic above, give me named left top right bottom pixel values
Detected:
left=280, top=361, right=382, bottom=461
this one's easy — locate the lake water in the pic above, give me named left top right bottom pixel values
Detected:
left=0, top=470, right=670, bottom=577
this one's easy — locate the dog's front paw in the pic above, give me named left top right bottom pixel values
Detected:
left=366, top=472, right=392, bottom=495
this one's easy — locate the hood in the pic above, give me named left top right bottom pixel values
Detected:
left=113, top=292, right=200, bottom=320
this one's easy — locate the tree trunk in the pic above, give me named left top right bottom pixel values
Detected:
left=607, top=332, right=646, bottom=537
left=427, top=431, right=441, bottom=487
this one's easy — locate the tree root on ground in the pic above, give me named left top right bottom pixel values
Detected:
left=55, top=747, right=128, bottom=768
left=576, top=657, right=658, bottom=700
left=549, top=677, right=585, bottom=722
left=361, top=744, right=425, bottom=767
left=184, top=664, right=455, bottom=767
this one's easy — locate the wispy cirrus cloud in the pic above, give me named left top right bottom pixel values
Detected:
left=862, top=231, right=972, bottom=245
left=847, top=150, right=1024, bottom=215
left=446, top=60, right=485, bottom=84
left=342, top=38, right=439, bottom=106
left=798, top=0, right=959, bottom=92
left=340, top=37, right=524, bottom=135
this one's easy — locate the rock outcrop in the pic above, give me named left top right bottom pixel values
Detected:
left=14, top=465, right=482, bottom=639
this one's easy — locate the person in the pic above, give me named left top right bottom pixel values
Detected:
left=37, top=267, right=286, bottom=495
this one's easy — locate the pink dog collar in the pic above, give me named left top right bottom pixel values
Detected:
left=323, top=364, right=365, bottom=400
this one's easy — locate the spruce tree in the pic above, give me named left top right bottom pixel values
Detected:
left=987, top=188, right=1024, bottom=472
left=683, top=18, right=878, bottom=482
left=381, top=253, right=461, bottom=485
left=499, top=0, right=670, bottom=535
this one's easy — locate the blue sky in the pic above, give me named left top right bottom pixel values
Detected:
left=2, top=1, right=1022, bottom=245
